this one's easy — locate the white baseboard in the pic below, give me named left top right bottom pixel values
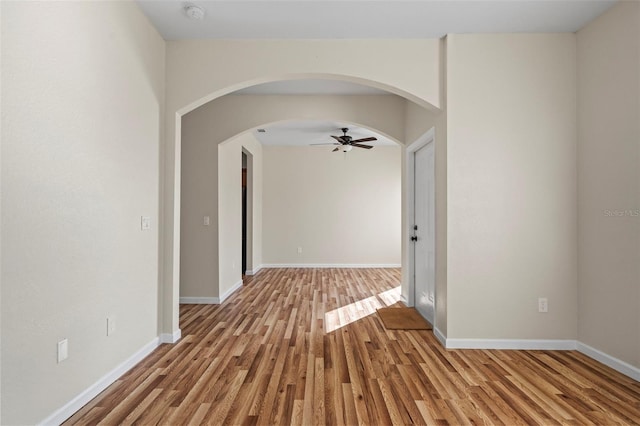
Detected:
left=160, top=329, right=182, bottom=344
left=445, top=338, right=577, bottom=351
left=261, top=263, right=402, bottom=268
left=577, top=341, right=640, bottom=382
left=433, top=327, right=446, bottom=347
left=179, top=280, right=243, bottom=306
left=179, top=296, right=219, bottom=304
left=39, top=337, right=160, bottom=426
left=37, top=331, right=640, bottom=426
left=245, top=265, right=263, bottom=276
left=220, top=279, right=243, bottom=303
left=419, top=334, right=640, bottom=381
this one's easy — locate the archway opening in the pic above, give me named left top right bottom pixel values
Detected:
left=165, top=75, right=440, bottom=342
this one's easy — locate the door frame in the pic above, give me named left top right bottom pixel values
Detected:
left=241, top=147, right=255, bottom=275
left=405, top=128, right=435, bottom=320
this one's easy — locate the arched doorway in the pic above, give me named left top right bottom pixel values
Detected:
left=161, top=74, right=441, bottom=342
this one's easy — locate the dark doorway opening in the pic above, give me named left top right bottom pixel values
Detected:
left=242, top=152, right=248, bottom=276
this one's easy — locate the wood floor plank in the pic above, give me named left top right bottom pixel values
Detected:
left=64, top=268, right=640, bottom=425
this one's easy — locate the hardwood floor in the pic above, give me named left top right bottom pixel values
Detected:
left=66, top=268, right=640, bottom=425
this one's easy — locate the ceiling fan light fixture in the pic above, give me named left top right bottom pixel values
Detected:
left=184, top=4, right=205, bottom=20
left=309, top=127, right=377, bottom=152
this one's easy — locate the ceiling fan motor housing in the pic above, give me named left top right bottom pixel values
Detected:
left=341, top=128, right=352, bottom=144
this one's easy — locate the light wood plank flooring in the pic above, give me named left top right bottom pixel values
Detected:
left=66, top=268, right=640, bottom=425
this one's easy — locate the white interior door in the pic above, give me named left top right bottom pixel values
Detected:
left=413, top=142, right=435, bottom=324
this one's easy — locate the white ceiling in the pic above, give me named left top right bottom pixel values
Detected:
left=136, top=0, right=616, bottom=40
left=252, top=120, right=397, bottom=147
left=239, top=83, right=395, bottom=145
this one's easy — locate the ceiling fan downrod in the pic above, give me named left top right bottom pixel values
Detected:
left=341, top=128, right=352, bottom=143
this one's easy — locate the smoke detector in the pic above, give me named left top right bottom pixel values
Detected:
left=184, top=4, right=205, bottom=20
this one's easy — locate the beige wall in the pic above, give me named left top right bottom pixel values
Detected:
left=180, top=107, right=220, bottom=298
left=219, top=134, right=263, bottom=296
left=0, top=4, right=3, bottom=417
left=3, top=1, right=637, bottom=421
left=0, top=2, right=165, bottom=424
left=180, top=95, right=411, bottom=298
left=163, top=40, right=442, bottom=333
left=184, top=94, right=407, bottom=145
left=218, top=142, right=242, bottom=293
left=577, top=1, right=640, bottom=368
left=262, top=146, right=401, bottom=265
left=446, top=34, right=577, bottom=339
left=166, top=40, right=442, bottom=114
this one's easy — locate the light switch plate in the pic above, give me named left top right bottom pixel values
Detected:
left=57, top=339, right=68, bottom=363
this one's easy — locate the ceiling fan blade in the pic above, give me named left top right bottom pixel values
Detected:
left=332, top=147, right=340, bottom=152
left=310, top=143, right=340, bottom=146
left=351, top=137, right=377, bottom=143
left=352, top=143, right=374, bottom=149
left=331, top=135, right=346, bottom=144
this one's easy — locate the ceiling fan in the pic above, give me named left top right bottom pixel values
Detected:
left=311, top=128, right=377, bottom=152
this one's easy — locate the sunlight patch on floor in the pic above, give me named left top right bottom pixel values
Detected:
left=377, top=286, right=401, bottom=306
left=324, top=286, right=401, bottom=333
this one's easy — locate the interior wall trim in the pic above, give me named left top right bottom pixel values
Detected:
left=179, top=297, right=219, bottom=304
left=576, top=341, right=640, bottom=382
left=38, top=337, right=160, bottom=426
left=433, top=327, right=447, bottom=347
left=179, top=279, right=243, bottom=306
left=160, top=329, right=182, bottom=344
left=445, top=338, right=577, bottom=350
left=245, top=265, right=263, bottom=276
left=40, top=333, right=640, bottom=425
left=220, top=279, right=243, bottom=303
left=261, top=264, right=402, bottom=269
left=441, top=337, right=639, bottom=381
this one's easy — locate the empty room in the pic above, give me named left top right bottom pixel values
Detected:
left=1, top=0, right=639, bottom=424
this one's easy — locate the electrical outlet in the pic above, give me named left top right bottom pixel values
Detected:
left=203, top=216, right=210, bottom=226
left=141, top=216, right=151, bottom=231
left=107, top=317, right=116, bottom=336
left=57, top=339, right=68, bottom=363
left=297, top=247, right=303, bottom=254
left=538, top=297, right=548, bottom=313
